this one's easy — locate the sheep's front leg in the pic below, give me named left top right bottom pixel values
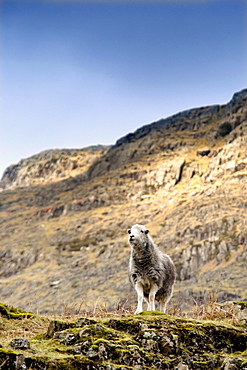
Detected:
left=147, top=284, right=158, bottom=311
left=134, top=282, right=144, bottom=314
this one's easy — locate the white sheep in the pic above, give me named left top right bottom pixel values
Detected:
left=128, top=224, right=175, bottom=314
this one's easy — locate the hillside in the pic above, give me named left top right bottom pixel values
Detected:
left=0, top=89, right=247, bottom=315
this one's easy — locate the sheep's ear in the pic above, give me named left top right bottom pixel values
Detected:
left=145, top=229, right=149, bottom=234
left=127, top=229, right=131, bottom=234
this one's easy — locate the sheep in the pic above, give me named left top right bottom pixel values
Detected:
left=128, top=224, right=175, bottom=314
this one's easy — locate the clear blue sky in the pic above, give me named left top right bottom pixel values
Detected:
left=0, top=0, right=246, bottom=178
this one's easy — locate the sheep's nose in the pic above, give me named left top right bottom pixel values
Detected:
left=129, top=235, right=134, bottom=241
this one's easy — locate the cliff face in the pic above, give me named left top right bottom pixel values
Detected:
left=0, top=89, right=247, bottom=314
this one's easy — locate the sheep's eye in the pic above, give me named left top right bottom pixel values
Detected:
left=128, top=229, right=131, bottom=234
left=141, top=230, right=144, bottom=233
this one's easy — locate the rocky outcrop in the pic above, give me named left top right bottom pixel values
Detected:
left=0, top=303, right=247, bottom=370
left=143, top=158, right=185, bottom=188
left=178, top=238, right=239, bottom=281
left=0, top=146, right=109, bottom=190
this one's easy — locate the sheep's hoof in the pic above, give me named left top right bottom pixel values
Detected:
left=134, top=309, right=143, bottom=314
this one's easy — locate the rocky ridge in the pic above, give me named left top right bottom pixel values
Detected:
left=0, top=146, right=109, bottom=190
left=0, top=89, right=247, bottom=314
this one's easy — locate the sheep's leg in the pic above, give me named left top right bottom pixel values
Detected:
left=148, top=284, right=158, bottom=311
left=159, top=299, right=167, bottom=313
left=160, top=289, right=173, bottom=313
left=134, top=282, right=144, bottom=314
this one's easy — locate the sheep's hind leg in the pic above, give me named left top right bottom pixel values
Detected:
left=134, top=282, right=144, bottom=314
left=160, top=288, right=173, bottom=313
left=148, top=284, right=158, bottom=311
left=159, top=299, right=167, bottom=313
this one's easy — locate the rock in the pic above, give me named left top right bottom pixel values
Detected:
left=34, top=205, right=64, bottom=219
left=54, top=331, right=72, bottom=339
left=143, top=158, right=185, bottom=188
left=177, top=364, right=189, bottom=370
left=10, top=338, right=30, bottom=350
left=76, top=317, right=97, bottom=327
left=72, top=343, right=83, bottom=354
left=62, top=333, right=77, bottom=345
left=0, top=304, right=32, bottom=319
left=98, top=342, right=108, bottom=360
left=217, top=301, right=247, bottom=323
left=86, top=347, right=99, bottom=360
left=47, top=320, right=75, bottom=338
left=197, top=147, right=211, bottom=156
left=50, top=280, right=61, bottom=287
left=186, top=165, right=196, bottom=179
left=222, top=357, right=238, bottom=370
left=79, top=327, right=92, bottom=337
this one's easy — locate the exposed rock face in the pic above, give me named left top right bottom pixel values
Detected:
left=143, top=158, right=185, bottom=188
left=0, top=89, right=247, bottom=314
left=0, top=146, right=109, bottom=190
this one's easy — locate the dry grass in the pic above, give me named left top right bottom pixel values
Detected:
left=0, top=314, right=50, bottom=346
left=47, top=293, right=246, bottom=327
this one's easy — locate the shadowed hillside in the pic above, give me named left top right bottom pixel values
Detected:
left=0, top=89, right=247, bottom=314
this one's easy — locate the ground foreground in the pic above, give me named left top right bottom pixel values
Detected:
left=0, top=303, right=247, bottom=369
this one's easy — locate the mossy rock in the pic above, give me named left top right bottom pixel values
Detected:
left=0, top=306, right=247, bottom=369
left=234, top=301, right=247, bottom=310
left=0, top=303, right=33, bottom=319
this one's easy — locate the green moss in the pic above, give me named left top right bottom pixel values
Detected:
left=0, top=348, right=20, bottom=356
left=93, top=338, right=111, bottom=346
left=89, top=344, right=98, bottom=349
left=32, top=333, right=48, bottom=341
left=138, top=310, right=167, bottom=316
left=118, top=337, right=139, bottom=346
left=233, top=301, right=247, bottom=309
left=0, top=303, right=33, bottom=319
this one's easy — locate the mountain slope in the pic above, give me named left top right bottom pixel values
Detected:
left=0, top=89, right=247, bottom=314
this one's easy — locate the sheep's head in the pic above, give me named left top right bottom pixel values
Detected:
left=127, top=224, right=149, bottom=247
